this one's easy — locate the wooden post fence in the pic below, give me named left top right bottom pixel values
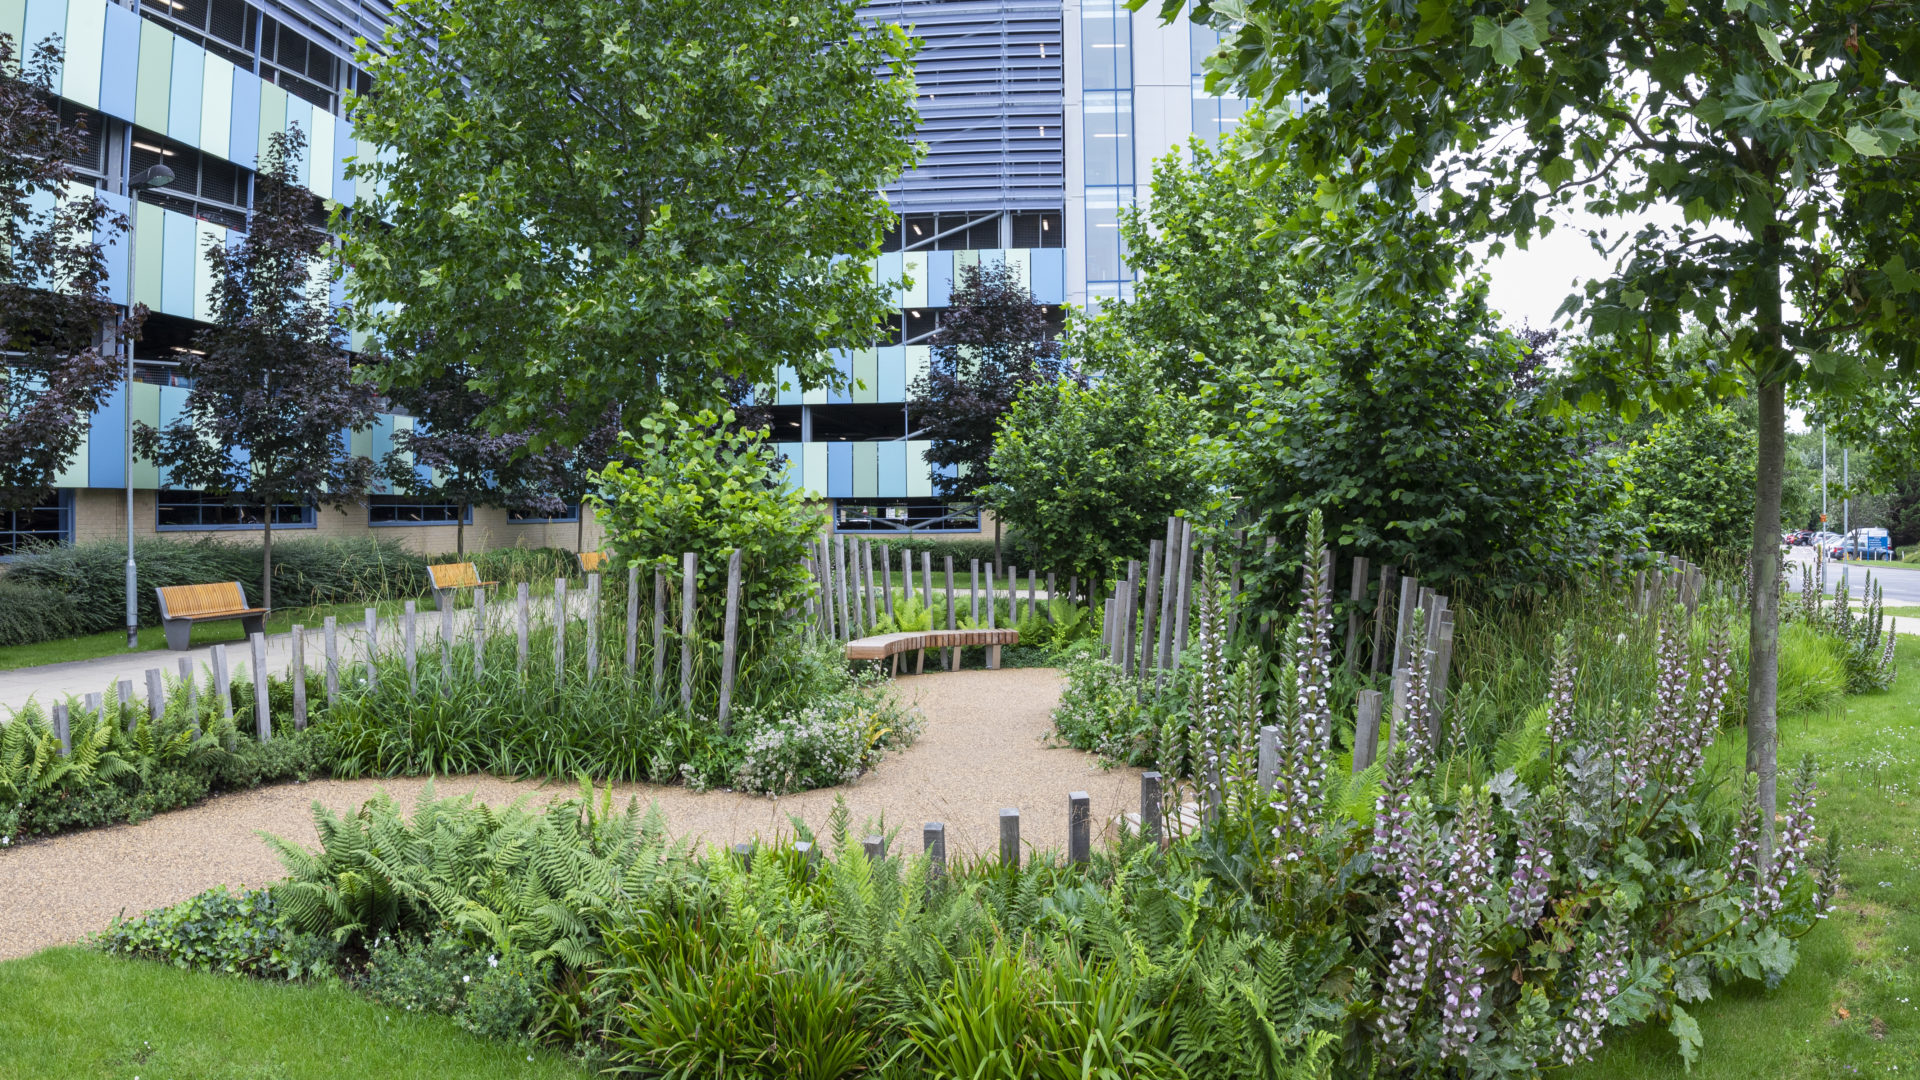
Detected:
left=249, top=631, right=271, bottom=742
left=680, top=552, right=697, bottom=709
left=291, top=626, right=307, bottom=730
left=717, top=549, right=743, bottom=733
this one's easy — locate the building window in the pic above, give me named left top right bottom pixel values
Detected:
left=139, top=0, right=256, bottom=69
left=1, top=492, right=71, bottom=557
left=260, top=15, right=340, bottom=112
left=157, top=490, right=313, bottom=529
left=369, top=495, right=471, bottom=525
left=59, top=102, right=107, bottom=181
left=132, top=129, right=250, bottom=231
left=834, top=499, right=981, bottom=533
left=507, top=503, right=580, bottom=523
left=1010, top=211, right=1063, bottom=249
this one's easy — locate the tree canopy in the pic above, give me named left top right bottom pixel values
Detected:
left=339, top=0, right=922, bottom=447
left=0, top=34, right=128, bottom=510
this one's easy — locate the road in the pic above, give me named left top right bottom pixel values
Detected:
left=1785, top=545, right=1920, bottom=605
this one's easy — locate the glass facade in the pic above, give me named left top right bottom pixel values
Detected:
left=157, top=490, right=313, bottom=529
left=0, top=494, right=71, bottom=557
left=368, top=495, right=471, bottom=525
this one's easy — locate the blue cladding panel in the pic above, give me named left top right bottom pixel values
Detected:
left=775, top=363, right=800, bottom=406
left=878, top=441, right=907, bottom=497
left=96, top=188, right=129, bottom=305
left=827, top=348, right=852, bottom=404
left=1030, top=247, right=1065, bottom=304
left=369, top=414, right=394, bottom=492
left=877, top=252, right=903, bottom=306
left=22, top=0, right=65, bottom=96
left=88, top=381, right=126, bottom=489
left=227, top=68, right=260, bottom=168
left=159, top=210, right=196, bottom=317
left=826, top=442, right=852, bottom=498
left=332, top=115, right=355, bottom=203
left=876, top=346, right=905, bottom=402
left=168, top=37, right=204, bottom=146
left=928, top=250, right=954, bottom=307
left=774, top=442, right=802, bottom=488
left=98, top=1, right=139, bottom=117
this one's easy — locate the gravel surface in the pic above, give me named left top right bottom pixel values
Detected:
left=0, top=666, right=1138, bottom=960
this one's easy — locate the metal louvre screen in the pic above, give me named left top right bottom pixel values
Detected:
left=254, top=0, right=395, bottom=67
left=863, top=0, right=1065, bottom=212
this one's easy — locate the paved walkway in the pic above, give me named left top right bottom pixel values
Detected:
left=0, top=667, right=1141, bottom=960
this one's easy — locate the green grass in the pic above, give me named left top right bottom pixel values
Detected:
left=1877, top=605, right=1920, bottom=620
left=1574, top=635, right=1920, bottom=1079
left=0, top=947, right=589, bottom=1080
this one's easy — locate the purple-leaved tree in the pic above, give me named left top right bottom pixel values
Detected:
left=134, top=127, right=379, bottom=610
left=1, top=33, right=133, bottom=511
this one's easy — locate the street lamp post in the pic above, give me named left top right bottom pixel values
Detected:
left=124, top=162, right=174, bottom=649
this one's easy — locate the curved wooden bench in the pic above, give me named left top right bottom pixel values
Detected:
left=429, top=562, right=498, bottom=611
left=846, top=628, right=1019, bottom=674
left=155, top=582, right=267, bottom=651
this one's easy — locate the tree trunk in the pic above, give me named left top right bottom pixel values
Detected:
left=577, top=510, right=586, bottom=554
left=457, top=514, right=465, bottom=557
left=262, top=512, right=274, bottom=613
left=993, top=514, right=1002, bottom=568
left=1748, top=379, right=1785, bottom=865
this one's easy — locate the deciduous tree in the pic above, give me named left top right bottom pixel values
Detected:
left=136, top=128, right=379, bottom=610
left=1180, top=0, right=1920, bottom=854
left=339, top=0, right=921, bottom=446
left=0, top=34, right=129, bottom=510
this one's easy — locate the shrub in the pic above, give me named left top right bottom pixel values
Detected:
left=1774, top=621, right=1847, bottom=715
left=458, top=546, right=579, bottom=587
left=4, top=535, right=428, bottom=631
left=731, top=666, right=920, bottom=795
left=94, top=885, right=336, bottom=980
left=0, top=578, right=84, bottom=645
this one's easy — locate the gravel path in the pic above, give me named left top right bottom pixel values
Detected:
left=0, top=667, right=1138, bottom=960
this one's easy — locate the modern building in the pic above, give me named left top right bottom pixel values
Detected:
left=2, top=0, right=1237, bottom=557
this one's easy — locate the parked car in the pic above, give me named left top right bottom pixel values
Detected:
left=1830, top=528, right=1893, bottom=560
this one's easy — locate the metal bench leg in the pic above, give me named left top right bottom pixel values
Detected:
left=241, top=614, right=266, bottom=639
left=434, top=589, right=450, bottom=613
left=163, top=618, right=192, bottom=651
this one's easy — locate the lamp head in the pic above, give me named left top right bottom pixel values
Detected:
left=130, top=163, right=174, bottom=190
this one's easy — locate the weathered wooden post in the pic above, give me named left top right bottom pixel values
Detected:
left=553, top=578, right=568, bottom=678
left=1006, top=563, right=1017, bottom=628
left=626, top=564, right=640, bottom=675
left=863, top=834, right=887, bottom=861
left=146, top=668, right=165, bottom=722
left=1068, top=791, right=1091, bottom=864
left=84, top=691, right=102, bottom=723
left=1170, top=521, right=1195, bottom=667
left=717, top=549, right=743, bottom=733
left=52, top=702, right=70, bottom=756
left=945, top=555, right=958, bottom=670
left=1431, top=611, right=1455, bottom=736
left=440, top=602, right=454, bottom=684
left=212, top=642, right=233, bottom=718
left=883, top=545, right=897, bottom=618
left=1120, top=559, right=1140, bottom=677
left=323, top=616, right=340, bottom=704
left=473, top=589, right=487, bottom=679
left=1353, top=690, right=1384, bottom=772
left=1372, top=565, right=1398, bottom=674
left=732, top=842, right=753, bottom=873
left=179, top=656, right=197, bottom=714
left=985, top=561, right=997, bottom=631
left=1140, top=537, right=1165, bottom=677
left=403, top=600, right=419, bottom=693
left=793, top=839, right=820, bottom=878
left=923, top=822, right=946, bottom=878
left=999, top=808, right=1020, bottom=867
left=291, top=626, right=307, bottom=730
left=1026, top=569, right=1037, bottom=622
left=653, top=569, right=667, bottom=698
left=854, top=539, right=870, bottom=632
left=1345, top=556, right=1370, bottom=673
left=363, top=608, right=379, bottom=692
left=114, top=679, right=132, bottom=731
left=1257, top=725, right=1279, bottom=790
left=249, top=631, right=271, bottom=742
left=584, top=572, right=601, bottom=678
left=1045, top=572, right=1057, bottom=621
left=969, top=558, right=981, bottom=624
left=1392, top=575, right=1420, bottom=673
left=680, top=552, right=697, bottom=709
left=921, top=552, right=934, bottom=626
left=1387, top=667, right=1410, bottom=755
left=516, top=583, right=530, bottom=675
left=834, top=537, right=852, bottom=639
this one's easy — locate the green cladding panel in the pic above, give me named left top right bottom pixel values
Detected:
left=134, top=18, right=171, bottom=132
left=801, top=442, right=828, bottom=497
left=127, top=382, right=162, bottom=489
left=852, top=442, right=877, bottom=499
left=62, top=0, right=104, bottom=110
left=852, top=349, right=878, bottom=404
left=1, top=0, right=26, bottom=58
left=131, top=201, right=164, bottom=310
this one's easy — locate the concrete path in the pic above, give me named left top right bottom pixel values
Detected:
left=0, top=667, right=1140, bottom=960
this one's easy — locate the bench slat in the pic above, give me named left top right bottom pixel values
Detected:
left=159, top=582, right=249, bottom=619
left=845, top=628, right=1018, bottom=661
left=429, top=563, right=497, bottom=590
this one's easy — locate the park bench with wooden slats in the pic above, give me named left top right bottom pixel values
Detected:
left=154, top=582, right=267, bottom=651
left=428, top=561, right=498, bottom=611
left=578, top=550, right=609, bottom=574
left=846, top=628, right=1019, bottom=675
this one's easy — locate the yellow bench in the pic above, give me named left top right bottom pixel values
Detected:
left=155, top=582, right=267, bottom=651
left=846, top=628, right=1019, bottom=674
left=578, top=550, right=609, bottom=574
left=428, top=562, right=497, bottom=610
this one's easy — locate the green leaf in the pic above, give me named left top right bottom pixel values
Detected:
left=1754, top=24, right=1786, bottom=66
left=1471, top=15, right=1535, bottom=68
left=1540, top=155, right=1576, bottom=187
left=1845, top=124, right=1889, bottom=157
left=1669, top=1004, right=1703, bottom=1071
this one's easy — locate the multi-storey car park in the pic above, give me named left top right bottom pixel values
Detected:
left=1, top=0, right=1241, bottom=557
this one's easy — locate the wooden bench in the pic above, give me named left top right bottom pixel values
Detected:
left=428, top=562, right=497, bottom=611
left=154, top=582, right=267, bottom=651
left=846, top=628, right=1019, bottom=674
left=578, top=550, right=609, bottom=574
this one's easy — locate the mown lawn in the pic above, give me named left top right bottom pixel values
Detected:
left=1575, top=635, right=1920, bottom=1079
left=0, top=599, right=420, bottom=672
left=0, top=947, right=589, bottom=1080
